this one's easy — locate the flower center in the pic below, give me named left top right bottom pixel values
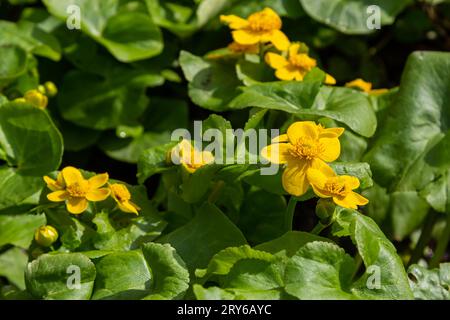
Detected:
left=324, top=178, right=348, bottom=197
left=288, top=53, right=317, bottom=70
left=67, top=181, right=88, bottom=197
left=111, top=185, right=130, bottom=202
left=289, top=137, right=323, bottom=160
left=248, top=11, right=281, bottom=31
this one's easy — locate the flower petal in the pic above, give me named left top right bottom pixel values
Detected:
left=271, top=134, right=288, bottom=143
left=344, top=175, right=360, bottom=190
left=220, top=14, right=249, bottom=29
left=306, top=168, right=327, bottom=189
left=261, top=143, right=293, bottom=164
left=311, top=158, right=336, bottom=177
left=88, top=173, right=109, bottom=189
left=319, top=127, right=345, bottom=138
left=275, top=66, right=297, bottom=81
left=265, top=52, right=288, bottom=69
left=62, top=166, right=84, bottom=185
left=282, top=161, right=309, bottom=196
left=86, top=188, right=111, bottom=202
left=325, top=74, right=336, bottom=85
left=118, top=201, right=140, bottom=215
left=66, top=197, right=88, bottom=214
left=318, top=137, right=341, bottom=162
left=47, top=190, right=69, bottom=202
left=289, top=43, right=301, bottom=57
left=43, top=176, right=60, bottom=191
left=333, top=192, right=368, bottom=209
left=269, top=30, right=290, bottom=51
left=287, top=121, right=319, bottom=143
left=232, top=29, right=260, bottom=45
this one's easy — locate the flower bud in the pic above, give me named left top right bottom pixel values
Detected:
left=34, top=225, right=58, bottom=247
left=315, top=198, right=336, bottom=224
left=24, top=90, right=48, bottom=109
left=44, top=81, right=58, bottom=97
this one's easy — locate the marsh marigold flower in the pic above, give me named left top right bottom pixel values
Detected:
left=34, top=225, right=58, bottom=247
left=169, top=139, right=214, bottom=173
left=109, top=183, right=140, bottom=215
left=23, top=90, right=48, bottom=109
left=220, top=8, right=290, bottom=51
left=45, top=166, right=110, bottom=214
left=345, top=78, right=388, bottom=95
left=307, top=165, right=369, bottom=209
left=261, top=121, right=344, bottom=196
left=265, top=43, right=336, bottom=84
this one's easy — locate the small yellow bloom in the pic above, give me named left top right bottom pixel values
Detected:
left=345, top=78, right=388, bottom=95
left=307, top=166, right=369, bottom=209
left=109, top=183, right=140, bottom=215
left=35, top=225, right=58, bottom=247
left=220, top=8, right=290, bottom=51
left=228, top=41, right=260, bottom=54
left=169, top=139, right=214, bottom=173
left=45, top=166, right=110, bottom=214
left=44, top=81, right=58, bottom=97
left=23, top=90, right=48, bottom=109
left=261, top=121, right=344, bottom=196
left=325, top=74, right=337, bottom=85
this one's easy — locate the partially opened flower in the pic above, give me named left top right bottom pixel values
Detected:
left=265, top=43, right=336, bottom=84
left=307, top=166, right=369, bottom=209
left=345, top=78, right=388, bottom=95
left=220, top=8, right=290, bottom=51
left=23, top=90, right=48, bottom=109
left=45, top=167, right=110, bottom=214
left=109, top=183, right=140, bottom=215
left=169, top=139, right=214, bottom=173
left=34, top=225, right=58, bottom=247
left=261, top=121, right=344, bottom=196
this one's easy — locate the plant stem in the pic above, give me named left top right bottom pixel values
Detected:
left=285, top=197, right=297, bottom=231
left=207, top=180, right=225, bottom=204
left=429, top=213, right=450, bottom=268
left=310, top=222, right=326, bottom=235
left=408, top=209, right=439, bottom=267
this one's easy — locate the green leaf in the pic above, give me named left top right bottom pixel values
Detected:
left=255, top=231, right=333, bottom=257
left=0, top=214, right=46, bottom=248
left=408, top=263, right=450, bottom=300
left=158, top=203, right=247, bottom=272
left=179, top=51, right=241, bottom=111
left=137, top=141, right=178, bottom=183
left=25, top=253, right=96, bottom=300
left=284, top=241, right=357, bottom=299
left=330, top=162, right=373, bottom=189
left=0, top=247, right=28, bottom=290
left=299, top=0, right=412, bottom=34
left=0, top=45, right=28, bottom=81
left=43, top=0, right=163, bottom=62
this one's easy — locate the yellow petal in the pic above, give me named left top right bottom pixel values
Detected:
left=66, top=197, right=88, bottom=214
left=311, top=158, right=336, bottom=177
left=306, top=168, right=327, bottom=189
left=345, top=78, right=372, bottom=93
left=282, top=160, right=309, bottom=196
left=56, top=172, right=65, bottom=187
left=118, top=201, right=140, bottom=215
left=47, top=190, right=69, bottom=202
left=293, top=70, right=306, bottom=81
left=325, top=74, right=336, bottom=85
left=43, top=176, right=60, bottom=191
left=288, top=43, right=301, bottom=57
left=319, top=127, right=345, bottom=138
left=86, top=188, right=111, bottom=202
left=344, top=175, right=360, bottom=190
left=232, top=29, right=260, bottom=45
left=265, top=52, right=288, bottom=69
left=62, top=166, right=84, bottom=185
left=271, top=134, right=288, bottom=143
left=269, top=30, right=290, bottom=51
left=333, top=192, right=368, bottom=209
left=220, top=15, right=249, bottom=29
left=370, top=88, right=389, bottom=96
left=88, top=173, right=109, bottom=189
left=318, top=137, right=340, bottom=162
left=261, top=143, right=293, bottom=164
left=287, top=121, right=319, bottom=143
left=275, top=66, right=297, bottom=81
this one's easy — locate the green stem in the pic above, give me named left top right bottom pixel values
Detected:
left=285, top=197, right=297, bottom=231
left=429, top=213, right=450, bottom=268
left=408, top=209, right=439, bottom=267
left=310, top=222, right=327, bottom=235
left=208, top=180, right=225, bottom=204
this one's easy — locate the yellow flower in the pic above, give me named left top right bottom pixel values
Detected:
left=35, top=225, right=58, bottom=247
left=169, top=139, right=214, bottom=173
left=345, top=78, right=388, bottom=95
left=307, top=166, right=369, bottom=209
left=23, top=90, right=48, bottom=109
left=261, top=121, right=344, bottom=196
left=109, top=183, right=140, bottom=215
left=45, top=166, right=110, bottom=214
left=220, top=8, right=290, bottom=51
left=265, top=43, right=336, bottom=83
left=44, top=81, right=58, bottom=97
left=228, top=41, right=260, bottom=54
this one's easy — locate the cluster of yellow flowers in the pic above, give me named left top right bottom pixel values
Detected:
left=14, top=81, right=58, bottom=109
left=261, top=121, right=368, bottom=209
left=167, top=139, right=214, bottom=173
left=220, top=8, right=336, bottom=84
left=44, top=166, right=140, bottom=215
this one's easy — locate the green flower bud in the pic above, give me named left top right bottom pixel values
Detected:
left=44, top=81, right=58, bottom=97
left=315, top=198, right=336, bottom=224
left=37, top=85, right=46, bottom=95
left=34, top=225, right=58, bottom=247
